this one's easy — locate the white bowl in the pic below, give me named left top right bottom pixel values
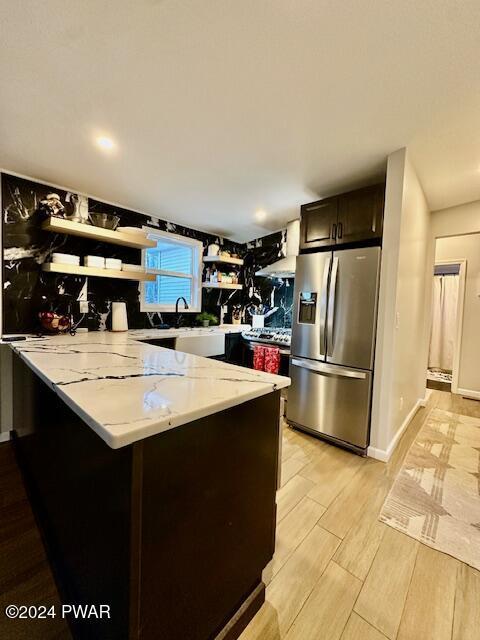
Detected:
left=121, top=263, right=145, bottom=272
left=105, top=258, right=122, bottom=270
left=84, top=256, right=105, bottom=268
left=52, top=253, right=80, bottom=265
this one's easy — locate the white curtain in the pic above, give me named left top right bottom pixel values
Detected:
left=429, top=274, right=459, bottom=371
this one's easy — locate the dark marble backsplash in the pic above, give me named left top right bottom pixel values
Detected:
left=2, top=172, right=294, bottom=334
left=244, top=231, right=294, bottom=328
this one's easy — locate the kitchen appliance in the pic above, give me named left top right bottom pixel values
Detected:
left=242, top=327, right=291, bottom=377
left=242, top=327, right=291, bottom=348
left=255, top=219, right=300, bottom=278
left=287, top=246, right=381, bottom=454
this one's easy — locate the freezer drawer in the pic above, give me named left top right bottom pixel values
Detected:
left=286, top=358, right=372, bottom=450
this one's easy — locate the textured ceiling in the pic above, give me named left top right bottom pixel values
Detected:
left=1, top=1, right=479, bottom=241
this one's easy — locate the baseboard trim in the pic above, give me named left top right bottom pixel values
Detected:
left=366, top=446, right=389, bottom=463
left=456, top=387, right=480, bottom=401
left=0, top=431, right=11, bottom=443
left=419, top=389, right=433, bottom=406
left=368, top=395, right=427, bottom=462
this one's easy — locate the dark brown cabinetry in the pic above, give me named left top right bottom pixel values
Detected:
left=14, top=355, right=280, bottom=640
left=300, top=184, right=385, bottom=251
left=301, top=198, right=338, bottom=249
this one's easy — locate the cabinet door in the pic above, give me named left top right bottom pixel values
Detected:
left=300, top=198, right=338, bottom=250
left=336, top=185, right=384, bottom=245
left=224, top=333, right=243, bottom=365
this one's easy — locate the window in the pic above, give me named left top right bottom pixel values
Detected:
left=141, top=228, right=203, bottom=312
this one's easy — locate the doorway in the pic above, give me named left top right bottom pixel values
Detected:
left=427, top=255, right=466, bottom=393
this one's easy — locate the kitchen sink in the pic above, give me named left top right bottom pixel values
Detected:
left=140, top=333, right=226, bottom=357
left=175, top=333, right=225, bottom=357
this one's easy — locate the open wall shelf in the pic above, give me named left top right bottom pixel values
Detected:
left=202, top=255, right=244, bottom=266
left=42, top=263, right=156, bottom=282
left=202, top=282, right=243, bottom=290
left=42, top=217, right=157, bottom=249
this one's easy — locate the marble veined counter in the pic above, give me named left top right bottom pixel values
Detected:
left=0, top=323, right=251, bottom=344
left=10, top=329, right=290, bottom=448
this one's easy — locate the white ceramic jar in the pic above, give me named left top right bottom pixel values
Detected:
left=207, top=243, right=220, bottom=256
left=111, top=302, right=128, bottom=332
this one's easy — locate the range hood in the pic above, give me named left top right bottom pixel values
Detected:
left=255, top=219, right=300, bottom=278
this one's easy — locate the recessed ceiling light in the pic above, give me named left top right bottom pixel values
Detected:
left=95, top=136, right=115, bottom=151
left=255, top=209, right=267, bottom=223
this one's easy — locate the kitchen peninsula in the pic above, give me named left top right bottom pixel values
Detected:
left=11, top=331, right=290, bottom=640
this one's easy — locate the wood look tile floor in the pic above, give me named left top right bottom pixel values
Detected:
left=240, top=390, right=480, bottom=640
left=1, top=390, right=479, bottom=640
left=0, top=443, right=71, bottom=639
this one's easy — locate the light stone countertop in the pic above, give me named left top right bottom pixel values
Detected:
left=0, top=324, right=251, bottom=344
left=9, top=327, right=290, bottom=449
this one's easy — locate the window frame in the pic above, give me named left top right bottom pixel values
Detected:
left=140, top=226, right=203, bottom=313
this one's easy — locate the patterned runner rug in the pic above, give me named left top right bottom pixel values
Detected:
left=427, top=369, right=453, bottom=383
left=379, top=408, right=480, bottom=570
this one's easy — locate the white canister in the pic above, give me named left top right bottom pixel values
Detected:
left=252, top=315, right=264, bottom=329
left=111, top=302, right=128, bottom=332
left=207, top=243, right=220, bottom=256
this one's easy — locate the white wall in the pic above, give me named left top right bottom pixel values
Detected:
left=435, top=234, right=480, bottom=397
left=369, top=148, right=431, bottom=460
left=432, top=200, right=480, bottom=239
left=429, top=199, right=480, bottom=398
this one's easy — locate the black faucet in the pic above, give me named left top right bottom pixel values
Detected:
left=174, top=297, right=189, bottom=328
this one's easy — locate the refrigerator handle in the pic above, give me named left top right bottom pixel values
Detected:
left=319, top=257, right=331, bottom=355
left=326, top=257, right=339, bottom=356
left=291, top=358, right=367, bottom=379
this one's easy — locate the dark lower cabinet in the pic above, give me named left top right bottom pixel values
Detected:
left=300, top=183, right=385, bottom=252
left=13, top=355, right=280, bottom=640
left=225, top=333, right=243, bottom=365
left=138, top=337, right=176, bottom=349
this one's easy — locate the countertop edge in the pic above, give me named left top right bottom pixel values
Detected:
left=10, top=330, right=290, bottom=449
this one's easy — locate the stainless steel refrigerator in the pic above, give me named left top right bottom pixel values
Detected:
left=287, top=246, right=381, bottom=454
